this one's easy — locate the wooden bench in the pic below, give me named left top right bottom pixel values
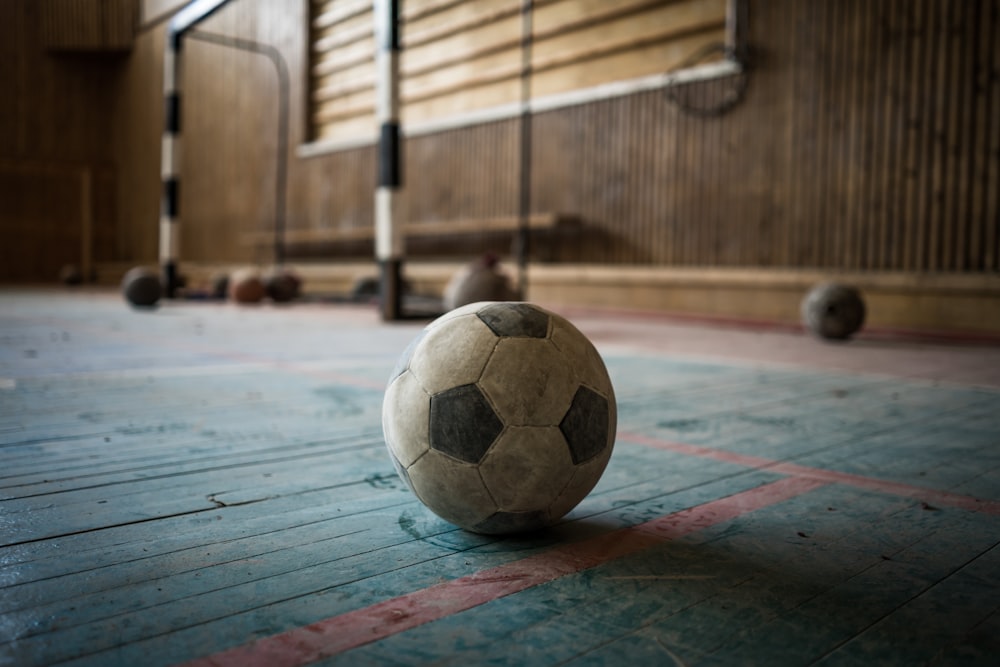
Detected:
left=242, top=213, right=579, bottom=260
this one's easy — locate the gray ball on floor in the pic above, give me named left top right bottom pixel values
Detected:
left=801, top=282, right=866, bottom=340
left=121, top=267, right=161, bottom=308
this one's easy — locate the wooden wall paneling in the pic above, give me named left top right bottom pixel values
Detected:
left=529, top=109, right=568, bottom=253
left=950, top=0, right=974, bottom=271
left=838, top=0, right=856, bottom=269
left=0, top=161, right=114, bottom=282
left=39, top=0, right=135, bottom=52
left=310, top=2, right=374, bottom=144
left=924, top=0, right=946, bottom=271
left=599, top=98, right=620, bottom=263
left=530, top=0, right=726, bottom=98
left=646, top=90, right=666, bottom=265
left=142, top=0, right=187, bottom=26
left=532, top=28, right=726, bottom=101
left=618, top=94, right=639, bottom=264
left=89, top=0, right=1000, bottom=276
left=968, top=0, right=989, bottom=271
left=905, top=0, right=937, bottom=270
left=109, top=22, right=164, bottom=263
left=790, top=0, right=818, bottom=268
left=762, top=0, right=795, bottom=270
left=673, top=94, right=690, bottom=265
left=896, top=0, right=918, bottom=271
left=815, top=0, right=835, bottom=268
left=953, top=0, right=978, bottom=272
left=984, top=0, right=1000, bottom=271
left=634, top=91, right=657, bottom=265
left=934, top=0, right=956, bottom=271
left=687, top=81, right=707, bottom=264
left=177, top=0, right=297, bottom=264
left=0, top=1, right=23, bottom=158
left=686, top=84, right=707, bottom=265
left=91, top=167, right=118, bottom=265
left=898, top=0, right=919, bottom=272
left=870, top=0, right=891, bottom=271
left=579, top=101, right=604, bottom=262
left=913, top=0, right=941, bottom=269
left=402, top=1, right=521, bottom=123
left=853, top=0, right=878, bottom=271
left=856, top=0, right=877, bottom=270
left=873, top=0, right=894, bottom=270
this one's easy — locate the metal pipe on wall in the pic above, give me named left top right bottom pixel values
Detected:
left=375, top=0, right=403, bottom=320
left=159, top=0, right=232, bottom=297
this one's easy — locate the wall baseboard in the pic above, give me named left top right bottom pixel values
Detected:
left=95, top=261, right=1000, bottom=337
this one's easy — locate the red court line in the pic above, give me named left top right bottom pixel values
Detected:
left=179, top=476, right=826, bottom=667
left=620, top=431, right=1000, bottom=515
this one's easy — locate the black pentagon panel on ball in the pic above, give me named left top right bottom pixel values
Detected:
left=429, top=384, right=504, bottom=463
left=477, top=303, right=550, bottom=339
left=559, top=386, right=610, bottom=464
left=473, top=509, right=550, bottom=535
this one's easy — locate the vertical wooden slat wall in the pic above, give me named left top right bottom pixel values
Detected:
left=371, top=0, right=998, bottom=271
left=12, top=0, right=995, bottom=277
left=39, top=0, right=135, bottom=51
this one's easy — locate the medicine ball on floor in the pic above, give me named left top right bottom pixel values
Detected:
left=228, top=269, right=266, bottom=304
left=122, top=267, right=161, bottom=308
left=801, top=282, right=866, bottom=341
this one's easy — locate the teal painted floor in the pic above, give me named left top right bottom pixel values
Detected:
left=1, top=288, right=999, bottom=666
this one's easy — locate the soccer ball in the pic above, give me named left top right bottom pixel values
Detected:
left=382, top=302, right=617, bottom=534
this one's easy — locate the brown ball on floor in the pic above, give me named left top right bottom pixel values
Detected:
left=228, top=269, right=266, bottom=304
left=59, top=264, right=83, bottom=286
left=263, top=268, right=302, bottom=303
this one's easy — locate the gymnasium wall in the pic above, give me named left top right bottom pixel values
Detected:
left=0, top=0, right=128, bottom=282
left=2, top=0, right=998, bottom=332
left=107, top=0, right=999, bottom=273
left=292, top=0, right=1000, bottom=271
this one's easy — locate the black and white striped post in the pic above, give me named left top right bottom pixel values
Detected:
left=160, top=0, right=231, bottom=297
left=374, top=0, right=404, bottom=321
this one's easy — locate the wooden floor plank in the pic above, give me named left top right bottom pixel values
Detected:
left=2, top=289, right=999, bottom=667
left=344, top=484, right=990, bottom=666
left=816, top=541, right=1000, bottom=665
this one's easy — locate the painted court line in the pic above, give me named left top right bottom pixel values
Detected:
left=620, top=431, right=1000, bottom=515
left=179, top=476, right=826, bottom=667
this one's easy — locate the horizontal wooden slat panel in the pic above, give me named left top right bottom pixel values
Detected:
left=532, top=27, right=726, bottom=97
left=314, top=88, right=376, bottom=124
left=404, top=0, right=519, bottom=48
left=402, top=45, right=521, bottom=103
left=313, top=9, right=373, bottom=51
left=402, top=79, right=522, bottom=125
left=312, top=38, right=375, bottom=76
left=314, top=115, right=378, bottom=144
left=310, top=1, right=376, bottom=143
left=312, top=0, right=369, bottom=30
left=309, top=0, right=725, bottom=145
left=313, top=64, right=376, bottom=103
left=531, top=0, right=726, bottom=75
left=403, top=12, right=520, bottom=76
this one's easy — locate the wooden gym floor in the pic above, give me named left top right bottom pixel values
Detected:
left=1, top=287, right=999, bottom=666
